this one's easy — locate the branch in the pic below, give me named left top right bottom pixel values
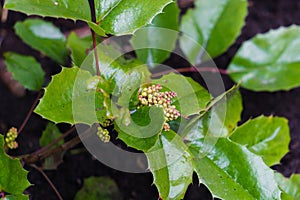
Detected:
left=34, top=126, right=75, bottom=155
left=31, top=164, right=63, bottom=200
left=40, top=136, right=81, bottom=161
left=18, top=90, right=43, bottom=134
left=21, top=136, right=81, bottom=164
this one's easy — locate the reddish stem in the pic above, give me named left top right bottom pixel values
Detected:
left=18, top=90, right=43, bottom=134
left=89, top=0, right=101, bottom=76
left=92, top=31, right=101, bottom=76
left=151, top=66, right=228, bottom=78
left=31, top=164, right=63, bottom=200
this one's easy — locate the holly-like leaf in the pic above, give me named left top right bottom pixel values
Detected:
left=179, top=0, right=247, bottom=64
left=180, top=86, right=242, bottom=141
left=152, top=73, right=211, bottom=117
left=5, top=0, right=172, bottom=36
left=228, top=26, right=300, bottom=91
left=96, top=0, right=173, bottom=35
left=114, top=106, right=165, bottom=151
left=187, top=137, right=281, bottom=200
left=34, top=67, right=105, bottom=125
left=146, top=130, right=193, bottom=200
left=75, top=176, right=121, bottom=200
left=275, top=173, right=300, bottom=199
left=4, top=0, right=91, bottom=22
left=0, top=134, right=30, bottom=195
left=207, top=85, right=242, bottom=134
left=67, top=32, right=92, bottom=67
left=131, top=2, right=179, bottom=68
left=82, top=46, right=152, bottom=96
left=230, top=116, right=290, bottom=166
left=14, top=18, right=68, bottom=64
left=4, top=52, right=44, bottom=91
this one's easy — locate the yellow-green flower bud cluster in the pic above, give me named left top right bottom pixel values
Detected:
left=97, top=126, right=110, bottom=143
left=138, top=84, right=180, bottom=131
left=5, top=127, right=18, bottom=149
left=102, top=119, right=113, bottom=127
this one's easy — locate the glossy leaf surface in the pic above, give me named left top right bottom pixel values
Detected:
left=228, top=26, right=300, bottom=91
left=115, top=106, right=165, bottom=151
left=188, top=137, right=281, bottom=200
left=131, top=2, right=179, bottom=67
left=147, top=130, right=193, bottom=200
left=230, top=116, right=290, bottom=166
left=34, top=67, right=95, bottom=124
left=179, top=0, right=247, bottom=64
left=5, top=0, right=172, bottom=36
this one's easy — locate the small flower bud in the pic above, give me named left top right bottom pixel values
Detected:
left=138, top=84, right=181, bottom=131
left=97, top=126, right=110, bottom=143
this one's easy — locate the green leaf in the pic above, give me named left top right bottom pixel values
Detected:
left=4, top=0, right=91, bottom=22
left=40, top=123, right=64, bottom=169
left=4, top=52, right=44, bottom=91
left=5, top=0, right=172, bottom=36
left=75, top=176, right=121, bottom=200
left=40, top=123, right=63, bottom=147
left=281, top=192, right=295, bottom=200
left=152, top=73, right=211, bottom=117
left=4, top=194, right=29, bottom=200
left=0, top=135, right=30, bottom=195
left=188, top=137, right=281, bottom=200
left=179, top=85, right=242, bottom=138
left=114, top=106, right=165, bottom=151
left=113, top=59, right=152, bottom=100
left=146, top=130, right=193, bottom=200
left=14, top=18, right=68, bottom=64
left=67, top=32, right=92, bottom=66
left=97, top=0, right=173, bottom=35
left=228, top=26, right=300, bottom=91
left=230, top=116, right=290, bottom=166
left=131, top=2, right=179, bottom=67
left=82, top=46, right=152, bottom=97
left=275, top=173, right=300, bottom=199
left=35, top=67, right=106, bottom=125
left=208, top=85, right=242, bottom=133
left=179, top=0, right=247, bottom=64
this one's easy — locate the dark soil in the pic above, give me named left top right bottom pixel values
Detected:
left=1, top=0, right=300, bottom=199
